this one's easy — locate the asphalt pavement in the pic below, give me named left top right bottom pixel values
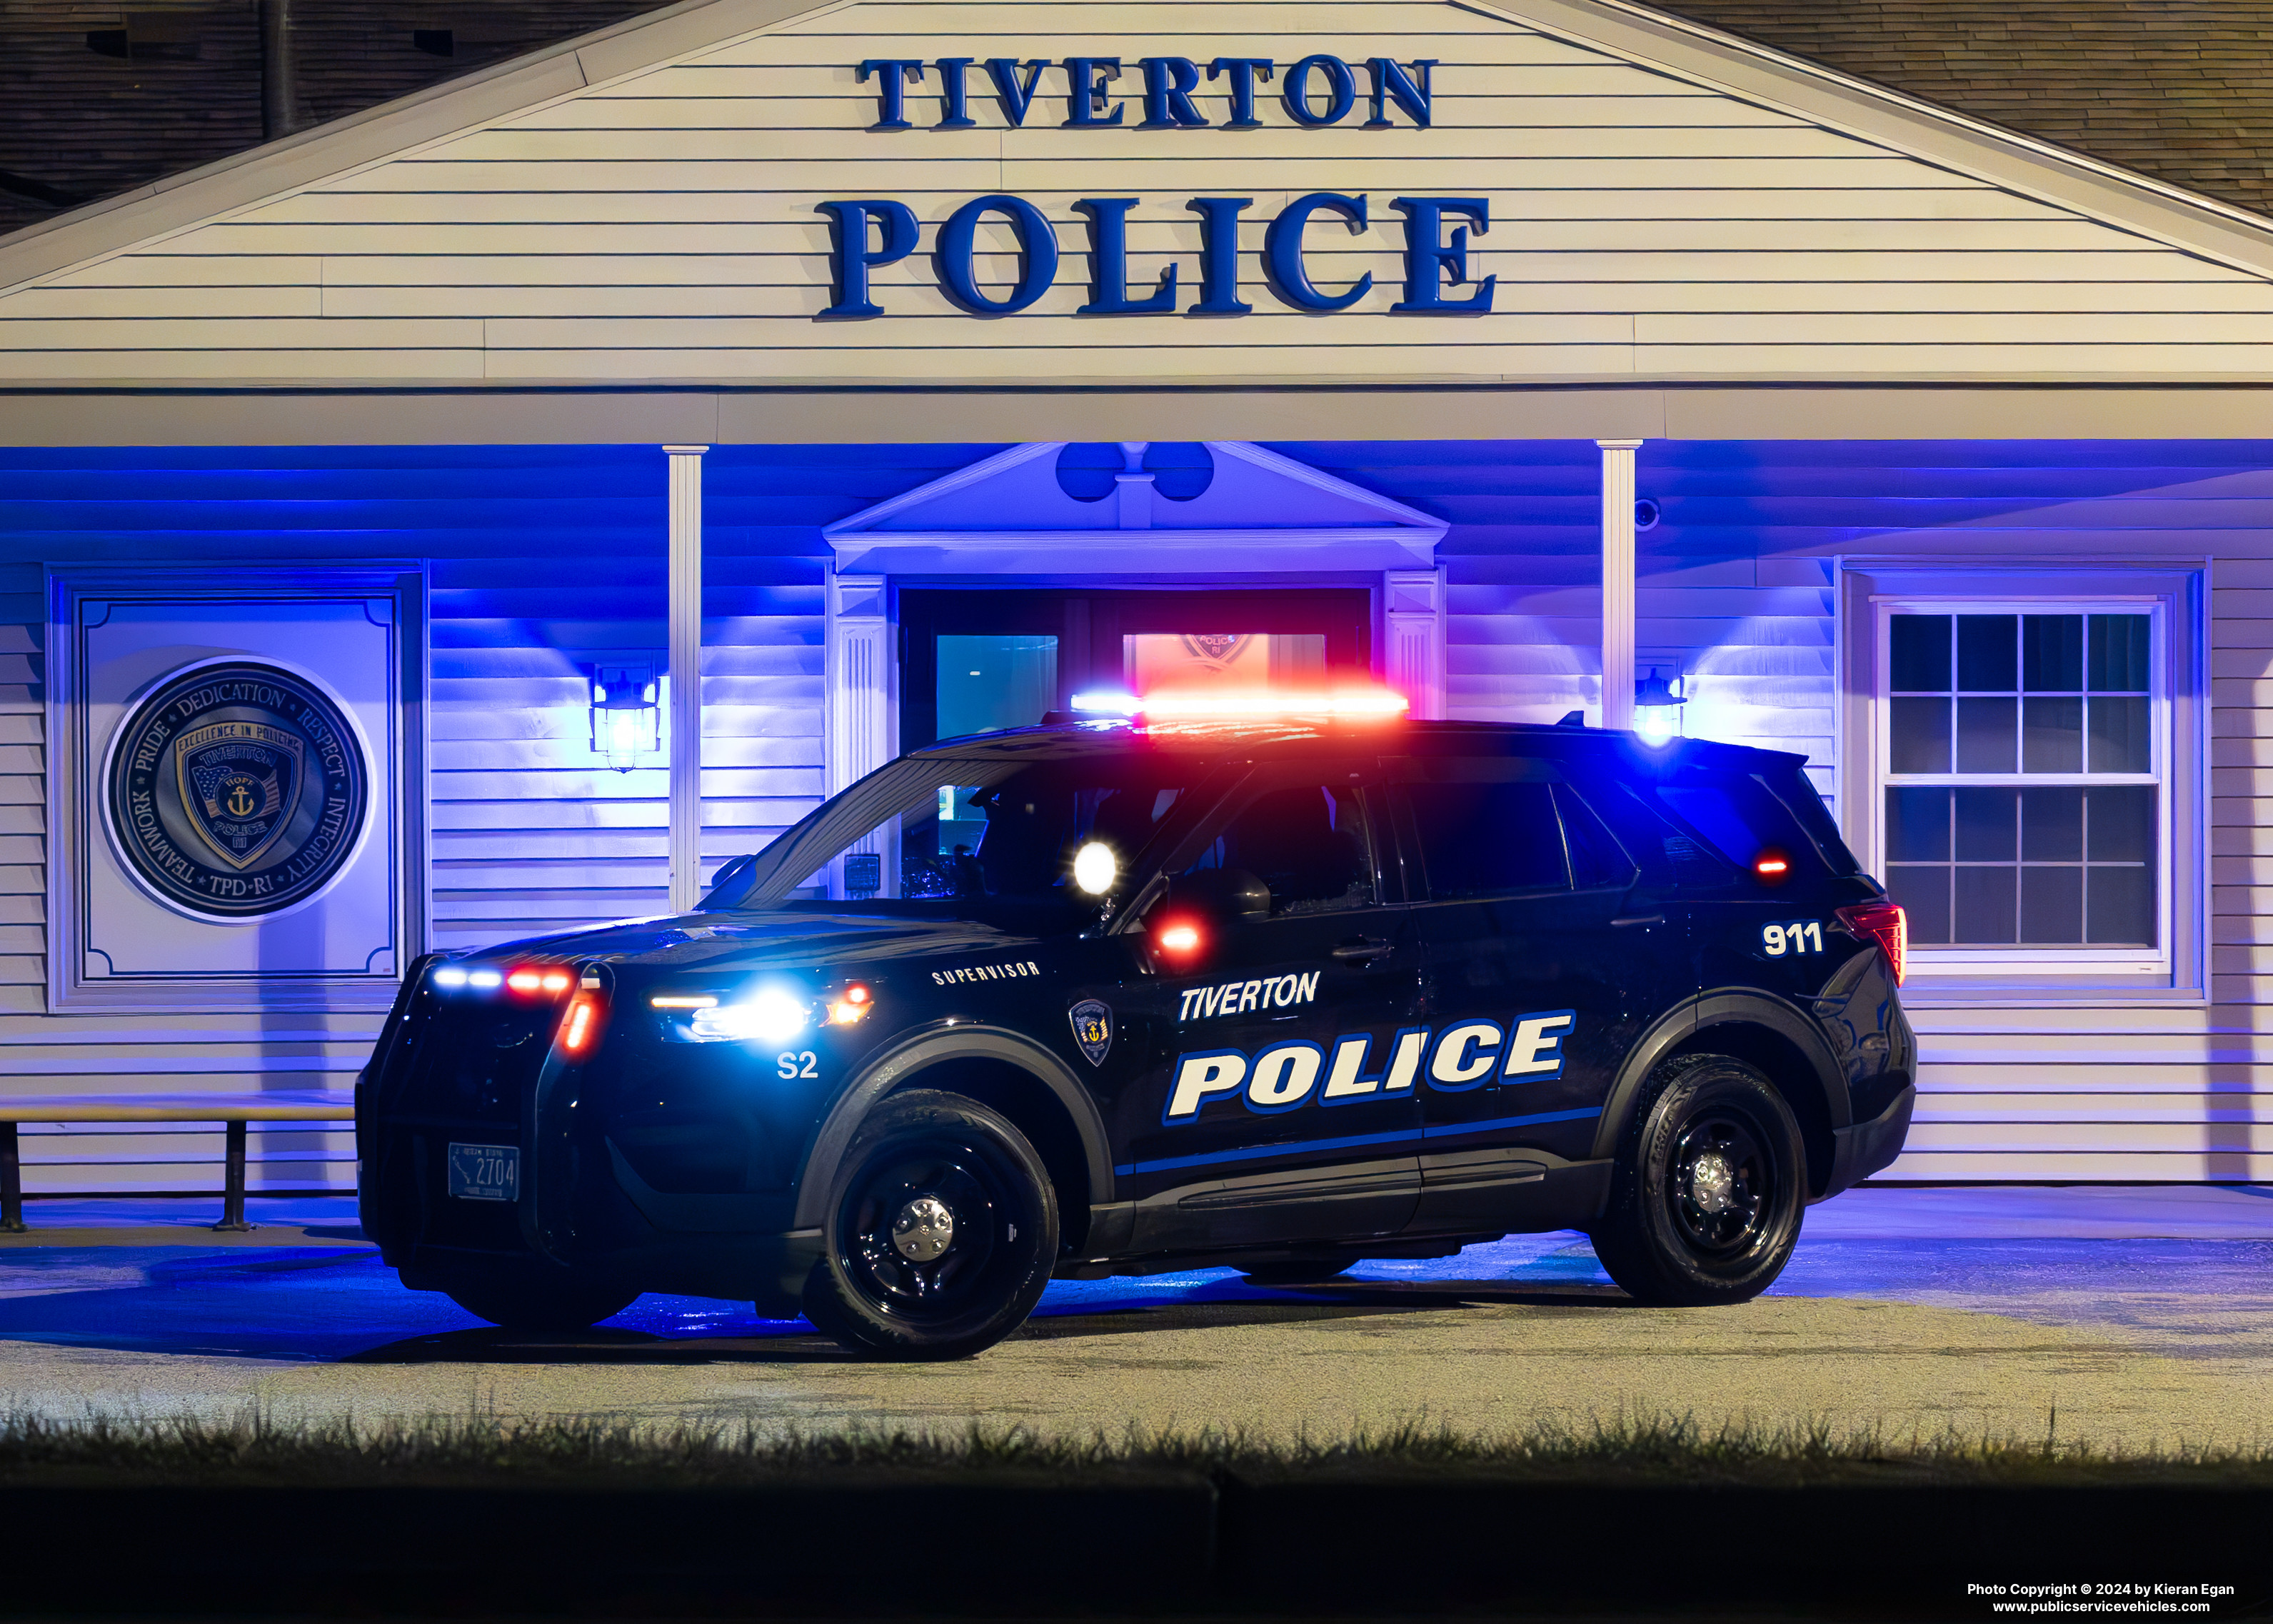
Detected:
left=2, top=1186, right=2269, bottom=1451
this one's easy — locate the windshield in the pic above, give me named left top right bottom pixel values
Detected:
left=705, top=750, right=1213, bottom=911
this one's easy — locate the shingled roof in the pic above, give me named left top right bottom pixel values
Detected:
left=3, top=0, right=2272, bottom=236
left=0, top=1, right=676, bottom=234
left=1653, top=1, right=2273, bottom=220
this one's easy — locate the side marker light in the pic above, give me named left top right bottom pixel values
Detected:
left=561, top=996, right=599, bottom=1053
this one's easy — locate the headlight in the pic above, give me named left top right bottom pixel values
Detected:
left=659, top=986, right=809, bottom=1046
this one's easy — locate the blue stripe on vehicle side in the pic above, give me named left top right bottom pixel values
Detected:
left=1110, top=1108, right=1603, bottom=1178
left=1420, top=1107, right=1602, bottom=1140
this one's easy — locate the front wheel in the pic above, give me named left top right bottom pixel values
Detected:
left=803, top=1089, right=1058, bottom=1360
left=1588, top=1053, right=1805, bottom=1307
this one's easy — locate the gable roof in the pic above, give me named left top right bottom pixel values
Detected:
left=6, top=0, right=2273, bottom=411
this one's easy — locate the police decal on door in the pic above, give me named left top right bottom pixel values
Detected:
left=1164, top=1010, right=1577, bottom=1123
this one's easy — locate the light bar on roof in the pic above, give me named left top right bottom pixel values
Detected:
left=1134, top=686, right=1410, bottom=720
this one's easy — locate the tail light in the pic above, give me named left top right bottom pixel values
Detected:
left=1835, top=901, right=1907, bottom=987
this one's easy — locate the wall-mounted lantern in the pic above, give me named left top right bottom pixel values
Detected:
left=590, top=663, right=661, bottom=771
left=1635, top=666, right=1687, bottom=744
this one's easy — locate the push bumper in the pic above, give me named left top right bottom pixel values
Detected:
left=1819, top=1082, right=1915, bottom=1199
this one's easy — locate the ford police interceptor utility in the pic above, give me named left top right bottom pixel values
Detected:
left=357, top=713, right=1915, bottom=1358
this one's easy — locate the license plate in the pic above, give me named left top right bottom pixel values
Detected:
left=447, top=1142, right=519, bottom=1202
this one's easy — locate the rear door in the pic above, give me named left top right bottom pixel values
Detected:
left=1113, top=766, right=1426, bottom=1250
left=1391, top=756, right=1683, bottom=1230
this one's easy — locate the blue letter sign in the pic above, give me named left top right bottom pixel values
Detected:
left=1264, top=192, right=1373, bottom=311
left=1390, top=196, right=1495, bottom=313
left=936, top=194, right=1060, bottom=314
left=816, top=200, right=920, bottom=319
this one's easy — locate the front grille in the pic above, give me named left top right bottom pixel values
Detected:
left=394, top=996, right=554, bottom=1126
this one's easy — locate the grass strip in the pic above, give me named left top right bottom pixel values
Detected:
left=1, top=1407, right=2269, bottom=1489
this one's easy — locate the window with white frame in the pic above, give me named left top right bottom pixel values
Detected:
left=1877, top=601, right=2166, bottom=973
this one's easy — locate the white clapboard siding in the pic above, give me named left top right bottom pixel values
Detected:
left=7, top=0, right=2273, bottom=383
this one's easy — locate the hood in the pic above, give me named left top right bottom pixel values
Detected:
left=455, top=909, right=1045, bottom=976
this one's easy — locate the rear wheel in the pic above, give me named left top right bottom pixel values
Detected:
left=441, top=1269, right=639, bottom=1331
left=802, top=1089, right=1058, bottom=1360
left=1589, top=1053, right=1805, bottom=1307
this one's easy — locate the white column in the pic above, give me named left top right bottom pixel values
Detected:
left=665, top=444, right=707, bottom=913
left=1383, top=567, right=1446, bottom=721
left=1597, top=438, right=1642, bottom=733
left=826, top=568, right=893, bottom=898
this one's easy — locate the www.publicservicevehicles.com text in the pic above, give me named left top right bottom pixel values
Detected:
left=1972, top=1582, right=2235, bottom=1615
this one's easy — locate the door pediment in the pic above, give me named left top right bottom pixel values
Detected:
left=824, top=441, right=1446, bottom=576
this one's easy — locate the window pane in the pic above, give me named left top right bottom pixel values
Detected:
left=2021, top=788, right=2083, bottom=862
left=2022, top=614, right=2084, bottom=691
left=1890, top=698, right=1951, bottom=773
left=2021, top=866, right=2084, bottom=943
left=938, top=635, right=1058, bottom=738
left=1955, top=697, right=2017, bottom=772
left=1885, top=787, right=1950, bottom=861
left=2087, top=864, right=2154, bottom=945
left=1554, top=784, right=1638, bottom=890
left=2087, top=694, right=2150, bottom=773
left=2088, top=614, right=2150, bottom=692
left=1954, top=866, right=2018, bottom=943
left=1957, top=614, right=2017, bottom=691
left=1890, top=614, right=1951, bottom=691
left=1404, top=781, right=1567, bottom=901
left=1953, top=788, right=2017, bottom=861
left=2087, top=786, right=2154, bottom=863
left=1197, top=783, right=1377, bottom=916
left=1887, top=866, right=1951, bottom=943
left=2022, top=695, right=2083, bottom=772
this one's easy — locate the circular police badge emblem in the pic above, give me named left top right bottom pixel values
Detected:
left=106, top=662, right=370, bottom=919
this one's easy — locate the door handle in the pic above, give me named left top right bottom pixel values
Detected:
left=1610, top=912, right=1665, bottom=928
left=1332, top=938, right=1395, bottom=963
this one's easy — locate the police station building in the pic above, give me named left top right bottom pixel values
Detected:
left=1, top=0, right=2269, bottom=1196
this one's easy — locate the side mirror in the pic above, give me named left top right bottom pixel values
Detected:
left=1170, top=868, right=1272, bottom=923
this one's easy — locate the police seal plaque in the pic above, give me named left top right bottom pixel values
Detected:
left=106, top=662, right=369, bottom=919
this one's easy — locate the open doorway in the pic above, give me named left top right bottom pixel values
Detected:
left=898, top=586, right=1373, bottom=749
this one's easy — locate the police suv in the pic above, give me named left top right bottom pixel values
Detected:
left=357, top=717, right=1915, bottom=1358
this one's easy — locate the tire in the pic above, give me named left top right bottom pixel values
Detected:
left=441, top=1270, right=640, bottom=1332
left=1241, top=1252, right=1362, bottom=1285
left=1588, top=1053, right=1806, bottom=1307
left=801, top=1088, right=1058, bottom=1360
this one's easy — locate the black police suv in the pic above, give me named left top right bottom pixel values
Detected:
left=358, top=717, right=1914, bottom=1358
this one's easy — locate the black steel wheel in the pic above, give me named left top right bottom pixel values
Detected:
left=1588, top=1053, right=1805, bottom=1306
left=440, top=1268, right=639, bottom=1331
left=803, top=1089, right=1058, bottom=1359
